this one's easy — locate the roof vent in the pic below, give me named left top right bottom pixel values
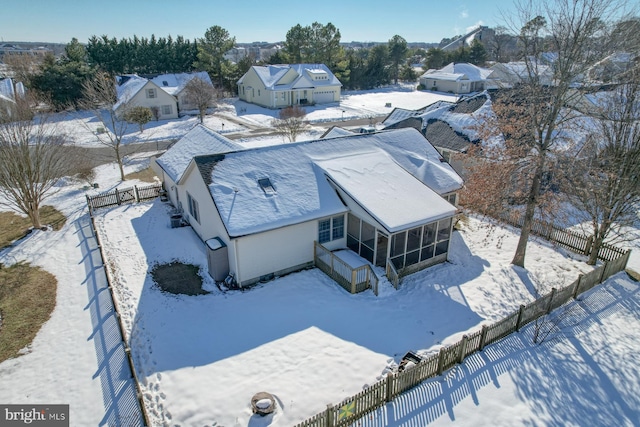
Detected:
left=162, top=80, right=169, bottom=86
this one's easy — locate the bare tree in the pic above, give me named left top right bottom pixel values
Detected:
left=80, top=71, right=132, bottom=181
left=493, top=0, right=630, bottom=267
left=0, top=95, right=72, bottom=229
left=271, top=105, right=308, bottom=142
left=1, top=53, right=43, bottom=83
left=183, top=76, right=218, bottom=123
left=561, top=74, right=640, bottom=264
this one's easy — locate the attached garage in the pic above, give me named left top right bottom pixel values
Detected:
left=313, top=90, right=335, bottom=104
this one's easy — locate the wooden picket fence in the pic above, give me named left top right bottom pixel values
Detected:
left=498, top=210, right=626, bottom=262
left=294, top=248, right=631, bottom=427
left=86, top=184, right=163, bottom=212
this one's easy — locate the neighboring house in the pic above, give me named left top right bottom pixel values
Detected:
left=419, top=63, right=492, bottom=94
left=0, top=78, right=25, bottom=119
left=114, top=75, right=178, bottom=120
left=441, top=26, right=495, bottom=52
left=382, top=93, right=489, bottom=176
left=486, top=62, right=554, bottom=88
left=587, top=52, right=636, bottom=83
left=149, top=71, right=215, bottom=112
left=237, top=64, right=341, bottom=108
left=153, top=126, right=463, bottom=287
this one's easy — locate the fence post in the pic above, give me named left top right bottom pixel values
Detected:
left=623, top=250, right=632, bottom=271
left=573, top=274, right=583, bottom=299
left=325, top=404, right=333, bottom=427
left=134, top=185, right=140, bottom=202
left=546, top=288, right=557, bottom=314
left=515, top=304, right=525, bottom=331
left=599, top=262, right=608, bottom=283
left=458, top=335, right=468, bottom=364
left=115, top=188, right=121, bottom=205
left=351, top=269, right=357, bottom=294
left=85, top=194, right=93, bottom=216
left=479, top=325, right=489, bottom=351
left=585, top=235, right=594, bottom=257
left=385, top=372, right=394, bottom=402
left=437, top=347, right=446, bottom=375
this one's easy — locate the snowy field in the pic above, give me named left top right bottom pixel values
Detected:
left=0, top=86, right=638, bottom=427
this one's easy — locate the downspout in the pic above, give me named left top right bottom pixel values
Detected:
left=233, top=238, right=241, bottom=287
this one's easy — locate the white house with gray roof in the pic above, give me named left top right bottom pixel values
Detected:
left=154, top=127, right=463, bottom=288
left=114, top=72, right=214, bottom=119
left=420, top=62, right=492, bottom=94
left=237, top=64, right=341, bottom=108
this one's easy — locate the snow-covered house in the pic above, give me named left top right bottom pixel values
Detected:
left=486, top=62, right=554, bottom=88
left=237, top=64, right=341, bottom=108
left=114, top=75, right=178, bottom=120
left=148, top=72, right=214, bottom=112
left=114, top=72, right=215, bottom=119
left=0, top=78, right=25, bottom=119
left=419, top=63, right=492, bottom=94
left=153, top=126, right=463, bottom=287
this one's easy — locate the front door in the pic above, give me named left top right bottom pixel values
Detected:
left=375, top=232, right=388, bottom=267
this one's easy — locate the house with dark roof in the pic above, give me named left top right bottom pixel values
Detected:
left=381, top=94, right=488, bottom=176
left=237, top=64, right=342, bottom=108
left=153, top=126, right=463, bottom=288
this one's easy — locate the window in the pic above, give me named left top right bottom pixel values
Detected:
left=146, top=88, right=156, bottom=98
left=318, top=215, right=344, bottom=244
left=162, top=105, right=173, bottom=115
left=187, top=192, right=199, bottom=224
left=318, top=219, right=331, bottom=243
left=332, top=215, right=344, bottom=240
left=258, top=89, right=261, bottom=96
left=258, top=178, right=276, bottom=194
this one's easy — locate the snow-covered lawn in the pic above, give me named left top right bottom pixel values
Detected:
left=93, top=201, right=598, bottom=426
left=52, top=85, right=459, bottom=147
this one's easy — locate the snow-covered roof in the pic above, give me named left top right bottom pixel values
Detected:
left=320, top=126, right=356, bottom=139
left=0, top=78, right=15, bottom=101
left=149, top=72, right=212, bottom=96
left=201, top=128, right=462, bottom=237
left=240, top=64, right=342, bottom=90
left=421, top=63, right=492, bottom=82
left=316, top=150, right=456, bottom=232
left=114, top=75, right=149, bottom=110
left=156, top=125, right=242, bottom=183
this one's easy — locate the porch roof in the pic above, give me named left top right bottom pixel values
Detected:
left=315, top=150, right=457, bottom=233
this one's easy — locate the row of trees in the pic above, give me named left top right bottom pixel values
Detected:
left=85, top=34, right=199, bottom=75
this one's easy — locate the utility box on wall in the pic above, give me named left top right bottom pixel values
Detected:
left=205, top=237, right=229, bottom=282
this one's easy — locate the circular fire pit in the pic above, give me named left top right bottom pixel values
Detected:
left=251, top=392, right=276, bottom=416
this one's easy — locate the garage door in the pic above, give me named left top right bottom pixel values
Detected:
left=313, top=90, right=334, bottom=104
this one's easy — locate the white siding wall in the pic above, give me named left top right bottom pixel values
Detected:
left=119, top=82, right=178, bottom=119
left=234, top=218, right=346, bottom=285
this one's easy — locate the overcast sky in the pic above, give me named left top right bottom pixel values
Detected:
left=1, top=0, right=518, bottom=45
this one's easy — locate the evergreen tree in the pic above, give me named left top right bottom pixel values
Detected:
left=388, top=35, right=408, bottom=84
left=195, top=26, right=236, bottom=88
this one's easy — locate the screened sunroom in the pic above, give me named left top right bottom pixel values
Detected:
left=316, top=149, right=458, bottom=279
